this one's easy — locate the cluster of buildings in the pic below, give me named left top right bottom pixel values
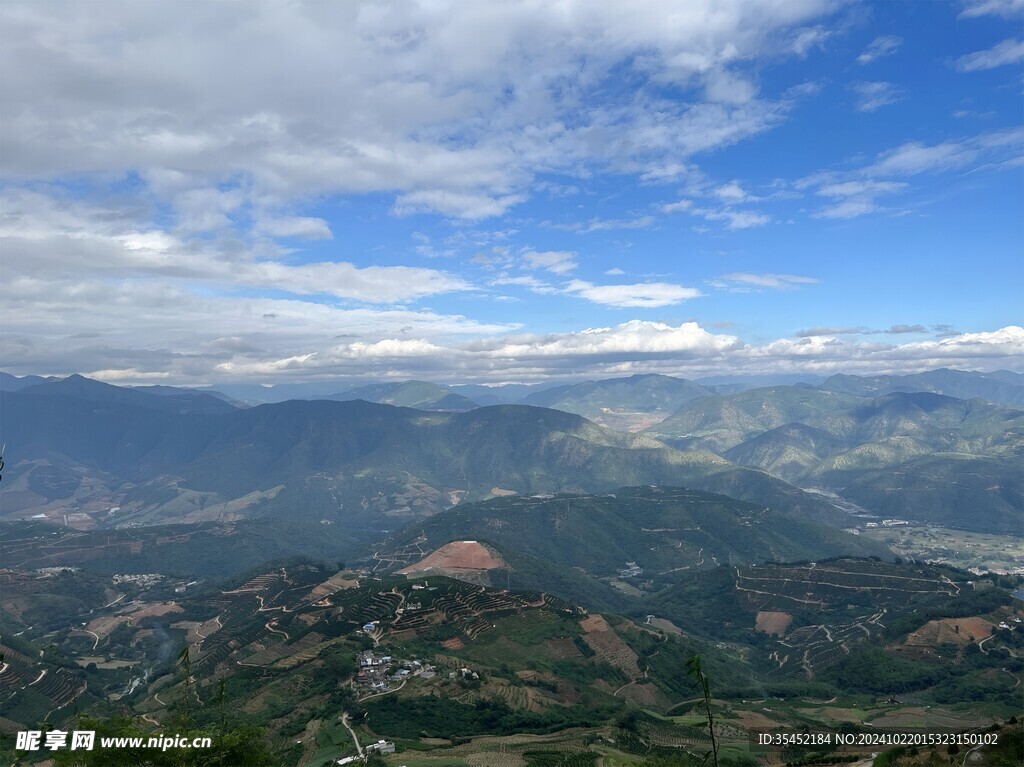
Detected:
left=335, top=741, right=396, bottom=765
left=354, top=651, right=435, bottom=695
left=111, top=573, right=163, bottom=587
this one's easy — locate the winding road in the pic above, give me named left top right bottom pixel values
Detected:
left=340, top=712, right=363, bottom=758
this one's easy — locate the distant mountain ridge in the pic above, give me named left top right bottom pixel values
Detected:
left=320, top=380, right=479, bottom=411
left=14, top=374, right=239, bottom=415
left=646, top=387, right=1023, bottom=534
left=0, top=383, right=846, bottom=539
left=820, top=368, right=1024, bottom=407
left=519, top=373, right=715, bottom=430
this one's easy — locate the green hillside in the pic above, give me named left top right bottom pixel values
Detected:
left=376, top=487, right=891, bottom=599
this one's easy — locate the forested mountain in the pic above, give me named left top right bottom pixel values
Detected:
left=0, top=383, right=844, bottom=537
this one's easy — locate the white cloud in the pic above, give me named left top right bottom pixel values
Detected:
left=393, top=190, right=527, bottom=220
left=868, top=141, right=978, bottom=175
left=659, top=199, right=694, bottom=214
left=0, top=0, right=843, bottom=223
left=605, top=267, right=625, bottom=275
left=522, top=250, right=578, bottom=274
left=789, top=26, right=832, bottom=58
left=17, top=313, right=1019, bottom=383
left=713, top=181, right=756, bottom=203
left=490, top=274, right=557, bottom=294
left=799, top=128, right=1023, bottom=219
left=479, top=320, right=742, bottom=360
left=850, top=81, right=903, bottom=112
left=704, top=70, right=758, bottom=105
left=955, top=38, right=1024, bottom=71
left=958, top=0, right=1024, bottom=18
left=559, top=216, right=657, bottom=234
left=692, top=207, right=771, bottom=229
left=714, top=272, right=819, bottom=290
left=565, top=280, right=703, bottom=308
left=0, top=189, right=470, bottom=304
left=817, top=181, right=908, bottom=197
left=856, top=35, right=902, bottom=64
left=812, top=180, right=908, bottom=219
left=812, top=198, right=880, bottom=219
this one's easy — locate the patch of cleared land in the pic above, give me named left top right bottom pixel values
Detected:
left=755, top=611, right=793, bottom=636
left=646, top=617, right=683, bottom=635
left=398, top=541, right=506, bottom=575
left=578, top=614, right=641, bottom=678
left=543, top=636, right=583, bottom=659
left=75, top=657, right=137, bottom=669
left=905, top=616, right=994, bottom=647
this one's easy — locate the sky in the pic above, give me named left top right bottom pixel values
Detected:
left=1, top=0, right=1022, bottom=385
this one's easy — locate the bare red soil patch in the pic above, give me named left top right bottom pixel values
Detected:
left=398, top=541, right=506, bottom=575
left=906, top=616, right=994, bottom=647
left=756, top=611, right=792, bottom=636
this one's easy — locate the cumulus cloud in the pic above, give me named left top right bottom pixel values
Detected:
left=0, top=189, right=470, bottom=304
left=15, top=314, right=1019, bottom=384
left=0, top=0, right=843, bottom=223
left=713, top=181, right=757, bottom=203
left=955, top=38, right=1024, bottom=71
left=857, top=35, right=902, bottom=64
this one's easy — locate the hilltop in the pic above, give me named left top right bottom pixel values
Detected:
left=374, top=486, right=891, bottom=609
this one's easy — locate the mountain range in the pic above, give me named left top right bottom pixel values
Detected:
left=3, top=367, right=1020, bottom=537
left=0, top=376, right=845, bottom=544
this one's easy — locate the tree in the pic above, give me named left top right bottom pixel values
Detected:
left=687, top=655, right=719, bottom=767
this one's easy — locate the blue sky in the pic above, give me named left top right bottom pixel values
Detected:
left=1, top=0, right=1021, bottom=384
